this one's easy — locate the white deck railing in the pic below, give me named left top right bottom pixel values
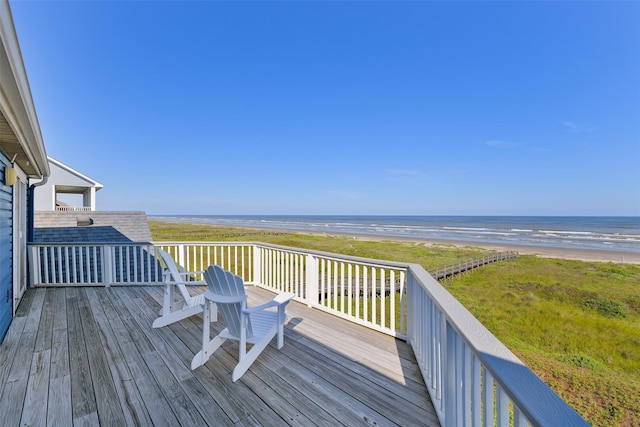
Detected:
left=55, top=206, right=92, bottom=212
left=28, top=242, right=163, bottom=285
left=28, top=241, right=587, bottom=426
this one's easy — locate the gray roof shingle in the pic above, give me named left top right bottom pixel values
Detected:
left=34, top=211, right=153, bottom=243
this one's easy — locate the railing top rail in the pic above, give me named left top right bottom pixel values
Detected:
left=153, top=241, right=254, bottom=247
left=256, top=241, right=411, bottom=269
left=155, top=241, right=411, bottom=269
left=407, top=264, right=587, bottom=426
left=55, top=206, right=92, bottom=211
left=28, top=241, right=156, bottom=247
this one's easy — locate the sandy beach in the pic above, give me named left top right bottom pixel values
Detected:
left=351, top=234, right=640, bottom=264
left=304, top=230, right=638, bottom=264
left=185, top=222, right=640, bottom=265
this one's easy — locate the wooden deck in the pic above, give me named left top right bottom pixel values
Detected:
left=0, top=285, right=439, bottom=426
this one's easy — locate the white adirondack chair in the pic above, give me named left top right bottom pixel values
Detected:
left=152, top=249, right=216, bottom=328
left=191, top=264, right=295, bottom=381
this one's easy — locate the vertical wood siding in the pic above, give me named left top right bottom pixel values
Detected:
left=0, top=150, right=13, bottom=342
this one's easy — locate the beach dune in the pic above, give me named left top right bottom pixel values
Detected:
left=289, top=229, right=640, bottom=264
left=150, top=216, right=640, bottom=265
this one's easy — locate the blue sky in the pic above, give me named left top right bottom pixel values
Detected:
left=10, top=1, right=640, bottom=216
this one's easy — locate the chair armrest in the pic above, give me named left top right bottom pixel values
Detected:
left=178, top=271, right=204, bottom=276
left=204, top=290, right=247, bottom=304
left=164, top=270, right=203, bottom=277
left=243, top=292, right=295, bottom=314
left=165, top=280, right=206, bottom=286
left=243, top=300, right=278, bottom=314
left=274, top=292, right=295, bottom=304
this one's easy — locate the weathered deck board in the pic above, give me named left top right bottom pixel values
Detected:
left=100, top=289, right=182, bottom=427
left=0, top=286, right=439, bottom=426
left=0, top=288, right=45, bottom=426
left=77, top=289, right=128, bottom=425
left=66, top=287, right=100, bottom=425
left=85, top=288, right=151, bottom=427
left=47, top=288, right=72, bottom=426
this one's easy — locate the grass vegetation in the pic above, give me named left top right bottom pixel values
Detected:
left=149, top=220, right=640, bottom=426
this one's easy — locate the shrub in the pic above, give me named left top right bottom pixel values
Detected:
left=583, top=298, right=627, bottom=318
left=558, top=354, right=602, bottom=371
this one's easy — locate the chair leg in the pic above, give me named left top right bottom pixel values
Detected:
left=161, top=284, right=174, bottom=315
left=202, top=301, right=211, bottom=350
left=276, top=305, right=287, bottom=349
left=191, top=302, right=224, bottom=370
left=152, top=304, right=200, bottom=328
left=276, top=322, right=284, bottom=349
left=209, top=300, right=218, bottom=322
left=191, top=336, right=224, bottom=370
left=232, top=334, right=271, bottom=382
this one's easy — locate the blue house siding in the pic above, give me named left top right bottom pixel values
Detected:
left=0, top=150, right=13, bottom=343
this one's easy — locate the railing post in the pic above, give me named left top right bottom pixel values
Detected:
left=253, top=244, right=262, bottom=286
left=103, top=244, right=113, bottom=287
left=28, top=245, right=39, bottom=287
left=177, top=244, right=186, bottom=269
left=406, top=270, right=414, bottom=345
left=306, top=254, right=318, bottom=307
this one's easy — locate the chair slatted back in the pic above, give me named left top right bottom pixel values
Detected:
left=158, top=249, right=192, bottom=302
left=204, top=265, right=253, bottom=338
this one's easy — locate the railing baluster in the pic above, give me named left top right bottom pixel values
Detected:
left=271, top=249, right=275, bottom=288
left=436, top=308, right=443, bottom=405
left=63, top=246, right=70, bottom=283
left=80, top=246, right=87, bottom=284
left=133, top=245, right=139, bottom=282
left=340, top=261, right=346, bottom=313
left=380, top=268, right=386, bottom=329
left=286, top=252, right=291, bottom=293
left=43, top=247, right=50, bottom=284
left=293, top=253, right=298, bottom=296
left=277, top=250, right=282, bottom=291
left=92, top=246, right=99, bottom=283
left=363, top=266, right=368, bottom=323
left=236, top=245, right=239, bottom=276
left=399, top=270, right=405, bottom=335
left=104, top=245, right=113, bottom=286
left=117, top=246, right=123, bottom=283
left=347, top=263, right=353, bottom=317
left=371, top=267, right=377, bottom=325
left=497, top=385, right=509, bottom=426
left=306, top=254, right=318, bottom=306
left=332, top=260, right=338, bottom=310
left=355, top=265, right=360, bottom=320
left=472, top=354, right=481, bottom=427
left=484, top=369, right=494, bottom=427
left=389, top=270, right=395, bottom=331
left=318, top=258, right=323, bottom=306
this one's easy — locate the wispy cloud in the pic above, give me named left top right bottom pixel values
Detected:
left=532, top=146, right=552, bottom=153
left=485, top=140, right=520, bottom=148
left=385, top=169, right=423, bottom=177
left=384, top=169, right=426, bottom=182
left=562, top=121, right=599, bottom=135
left=325, top=189, right=359, bottom=199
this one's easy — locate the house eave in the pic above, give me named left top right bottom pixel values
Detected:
left=0, top=0, right=49, bottom=178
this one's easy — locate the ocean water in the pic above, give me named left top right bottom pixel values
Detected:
left=150, top=215, right=640, bottom=253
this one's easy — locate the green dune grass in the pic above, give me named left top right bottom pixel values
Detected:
left=150, top=220, right=640, bottom=426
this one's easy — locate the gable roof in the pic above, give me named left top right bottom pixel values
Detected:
left=48, top=156, right=103, bottom=189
